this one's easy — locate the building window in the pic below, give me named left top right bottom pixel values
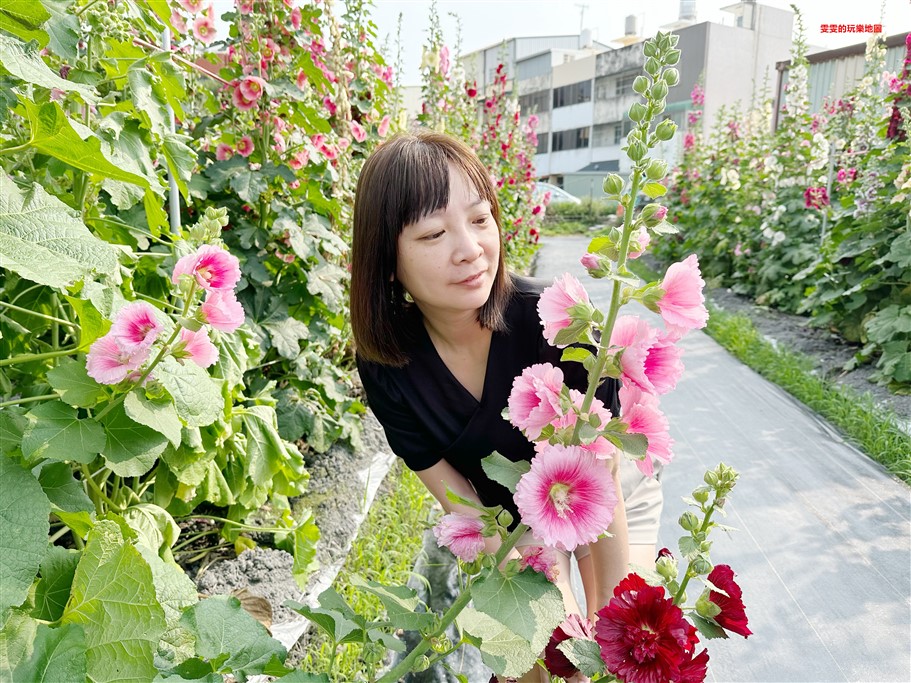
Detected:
left=552, top=80, right=592, bottom=109
left=519, top=90, right=549, bottom=114
left=592, top=123, right=613, bottom=147
left=615, top=74, right=637, bottom=97
left=551, top=126, right=590, bottom=152
left=614, top=120, right=634, bottom=144
left=536, top=133, right=549, bottom=154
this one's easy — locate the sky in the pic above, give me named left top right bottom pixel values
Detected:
left=366, top=0, right=911, bottom=85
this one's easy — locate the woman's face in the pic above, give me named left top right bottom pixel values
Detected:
left=396, top=163, right=500, bottom=321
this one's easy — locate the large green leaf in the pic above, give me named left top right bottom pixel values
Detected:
left=0, top=408, right=28, bottom=454
left=263, top=317, right=309, bottom=359
left=457, top=607, right=539, bottom=677
left=0, top=33, right=96, bottom=101
left=471, top=567, right=564, bottom=649
left=305, top=260, right=347, bottom=310
left=100, top=403, right=168, bottom=477
left=0, top=455, right=50, bottom=617
left=237, top=405, right=304, bottom=487
left=0, top=608, right=38, bottom=676
left=557, top=638, right=606, bottom=677
left=61, top=518, right=166, bottom=683
left=13, top=622, right=87, bottom=683
left=21, top=400, right=106, bottom=464
left=123, top=503, right=179, bottom=560
left=65, top=295, right=112, bottom=350
left=180, top=595, right=286, bottom=681
left=32, top=545, right=80, bottom=622
left=162, top=133, right=196, bottom=201
left=124, top=389, right=183, bottom=448
left=40, top=0, right=80, bottom=61
left=348, top=575, right=436, bottom=631
left=20, top=99, right=149, bottom=186
left=37, top=461, right=94, bottom=514
left=0, top=176, right=119, bottom=288
left=136, top=545, right=198, bottom=667
left=288, top=510, right=319, bottom=591
left=127, top=64, right=172, bottom=136
left=47, top=357, right=107, bottom=407
left=481, top=452, right=530, bottom=494
left=0, top=0, right=49, bottom=45
left=156, top=356, right=224, bottom=428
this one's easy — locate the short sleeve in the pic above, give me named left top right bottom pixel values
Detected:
left=356, top=355, right=443, bottom=471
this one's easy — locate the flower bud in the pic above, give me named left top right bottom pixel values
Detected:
left=692, top=486, right=711, bottom=504
left=665, top=49, right=681, bottom=65
left=663, top=68, right=680, bottom=86
left=626, top=140, right=647, bottom=162
left=645, top=159, right=668, bottom=180
left=413, top=655, right=431, bottom=672
left=628, top=101, right=647, bottom=122
left=691, top=556, right=713, bottom=575
left=656, top=555, right=678, bottom=581
left=603, top=173, right=624, bottom=195
left=696, top=591, right=722, bottom=618
left=655, top=119, right=677, bottom=141
left=431, top=634, right=452, bottom=653
left=641, top=203, right=668, bottom=227
left=656, top=32, right=671, bottom=52
left=643, top=41, right=657, bottom=58
left=497, top=509, right=514, bottom=529
left=633, top=76, right=649, bottom=94
left=644, top=57, right=660, bottom=76
left=650, top=81, right=669, bottom=101
left=704, top=470, right=720, bottom=487
left=679, top=511, right=700, bottom=531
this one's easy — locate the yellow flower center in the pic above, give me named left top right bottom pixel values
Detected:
left=548, top=482, right=572, bottom=518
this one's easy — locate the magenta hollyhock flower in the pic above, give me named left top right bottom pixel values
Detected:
left=109, top=302, right=163, bottom=354
left=507, top=363, right=565, bottom=440
left=804, top=186, right=829, bottom=209
left=296, top=69, right=308, bottom=89
left=656, top=254, right=708, bottom=337
left=175, top=327, right=219, bottom=368
left=707, top=564, right=753, bottom=638
left=200, top=288, right=245, bottom=332
left=432, top=513, right=485, bottom=562
left=350, top=120, right=367, bottom=143
left=595, top=573, right=695, bottom=683
left=86, top=334, right=149, bottom=385
left=619, top=384, right=674, bottom=476
left=518, top=546, right=559, bottom=582
left=192, top=14, right=217, bottom=45
left=236, top=135, right=254, bottom=157
left=537, top=273, right=592, bottom=347
left=514, top=444, right=618, bottom=552
left=684, top=132, right=695, bottom=150
left=612, top=316, right=683, bottom=395
left=290, top=6, right=302, bottom=29
left=172, top=245, right=241, bottom=291
left=238, top=76, right=266, bottom=102
left=215, top=143, right=233, bottom=161
left=377, top=114, right=391, bottom=138
left=232, top=87, right=256, bottom=111
left=543, top=614, right=595, bottom=679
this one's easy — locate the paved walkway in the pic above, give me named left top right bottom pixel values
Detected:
left=535, top=236, right=911, bottom=683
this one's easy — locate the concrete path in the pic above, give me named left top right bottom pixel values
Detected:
left=534, top=236, right=911, bottom=683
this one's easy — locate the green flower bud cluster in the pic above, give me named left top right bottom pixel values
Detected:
left=80, top=0, right=132, bottom=44
left=189, top=207, right=230, bottom=242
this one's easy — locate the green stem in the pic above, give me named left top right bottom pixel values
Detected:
left=49, top=526, right=71, bottom=544
left=80, top=464, right=115, bottom=515
left=0, top=393, right=60, bottom=409
left=0, top=347, right=77, bottom=367
left=674, top=502, right=718, bottom=603
left=0, top=142, right=31, bottom=157
left=75, top=0, right=103, bottom=17
left=378, top=523, right=529, bottom=683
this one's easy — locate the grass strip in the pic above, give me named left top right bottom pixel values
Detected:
left=627, top=259, right=911, bottom=484
left=299, top=461, right=437, bottom=681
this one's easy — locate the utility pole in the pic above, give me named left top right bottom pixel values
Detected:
left=576, top=3, right=589, bottom=33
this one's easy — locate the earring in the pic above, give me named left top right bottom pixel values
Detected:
left=403, top=290, right=414, bottom=303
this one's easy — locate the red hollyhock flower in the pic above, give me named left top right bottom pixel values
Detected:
left=543, top=613, right=595, bottom=678
left=707, top=564, right=752, bottom=638
left=595, top=574, right=693, bottom=683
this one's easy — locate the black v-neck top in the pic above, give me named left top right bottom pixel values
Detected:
left=356, top=274, right=621, bottom=524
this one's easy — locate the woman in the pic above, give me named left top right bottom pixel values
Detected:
left=350, top=130, right=663, bottom=681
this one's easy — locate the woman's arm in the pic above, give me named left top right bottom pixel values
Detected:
left=587, top=460, right=630, bottom=619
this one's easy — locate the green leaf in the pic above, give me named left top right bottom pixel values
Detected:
left=61, top=518, right=166, bottom=683
left=180, top=595, right=286, bottom=680
left=560, top=347, right=592, bottom=364
left=100, top=403, right=168, bottom=477
left=457, top=607, right=539, bottom=677
left=0, top=0, right=49, bottom=45
left=0, top=176, right=120, bottom=289
left=123, top=503, right=179, bottom=559
left=136, top=545, right=198, bottom=666
left=229, top=168, right=269, bottom=203
left=0, top=33, right=96, bottom=101
left=37, top=461, right=94, bottom=513
left=32, top=545, right=80, bottom=622
left=306, top=260, right=347, bottom=310
left=605, top=429, right=648, bottom=457
left=284, top=600, right=364, bottom=646
left=47, top=358, right=107, bottom=407
left=65, top=295, right=112, bottom=350
left=348, top=575, right=436, bottom=631
left=39, top=0, right=80, bottom=61
left=156, top=356, right=224, bottom=428
left=0, top=408, right=28, bottom=454
left=481, top=452, right=530, bottom=494
left=162, top=133, right=196, bottom=201
left=13, top=622, right=87, bottom=683
left=20, top=99, right=149, bottom=186
left=124, top=389, right=183, bottom=448
left=642, top=182, right=667, bottom=199
left=238, top=405, right=304, bottom=487
left=0, top=455, right=50, bottom=617
left=144, top=186, right=170, bottom=237
left=127, top=64, right=171, bottom=136
left=274, top=672, right=331, bottom=682
left=678, top=536, right=699, bottom=560
left=0, top=608, right=38, bottom=676
left=21, top=400, right=106, bottom=464
left=290, top=511, right=320, bottom=590
left=690, top=613, right=729, bottom=640
left=557, top=638, right=605, bottom=677
left=264, top=317, right=310, bottom=359
left=471, top=567, right=564, bottom=649
left=55, top=510, right=95, bottom=538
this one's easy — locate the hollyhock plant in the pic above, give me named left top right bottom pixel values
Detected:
left=236, top=136, right=254, bottom=157
left=432, top=514, right=485, bottom=562
left=86, top=334, right=149, bottom=385
left=174, top=327, right=219, bottom=368
left=172, top=245, right=241, bottom=291
left=350, top=120, right=367, bottom=143
left=514, top=444, right=618, bottom=552
left=655, top=254, right=709, bottom=337
left=237, top=76, right=267, bottom=102
left=544, top=614, right=595, bottom=679
left=200, top=288, right=245, bottom=332
left=507, top=363, right=565, bottom=440
left=109, top=301, right=163, bottom=354
left=706, top=564, right=753, bottom=638
left=537, top=273, right=594, bottom=347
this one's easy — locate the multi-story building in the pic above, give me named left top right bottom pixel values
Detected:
left=459, top=0, right=794, bottom=199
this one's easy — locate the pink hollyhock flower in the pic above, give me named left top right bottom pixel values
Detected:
left=537, top=273, right=592, bottom=347
left=288, top=150, right=309, bottom=170
left=528, top=114, right=539, bottom=129
left=518, top=546, right=559, bottom=581
left=110, top=301, right=163, bottom=354
left=595, top=573, right=696, bottom=683
left=323, top=96, right=337, bottom=116
left=707, top=564, right=752, bottom=638
left=804, top=186, right=829, bottom=209
left=178, top=0, right=205, bottom=11
left=619, top=384, right=674, bottom=475
left=432, top=513, right=485, bottom=562
left=684, top=132, right=695, bottom=150
left=200, top=288, right=245, bottom=332
left=170, top=11, right=187, bottom=33
left=86, top=334, right=149, bottom=385
left=174, top=326, right=219, bottom=368
left=172, top=245, right=241, bottom=291
left=215, top=143, right=233, bottom=161
left=236, top=135, right=254, bottom=157
left=544, top=614, right=595, bottom=679
left=232, top=87, right=256, bottom=111
left=628, top=226, right=652, bottom=259
left=656, top=254, right=708, bottom=337
left=350, top=120, right=367, bottom=143
left=514, top=444, right=618, bottom=552
left=377, top=114, right=391, bottom=138
left=236, top=0, right=254, bottom=14
left=290, top=6, right=302, bottom=29
left=192, top=14, right=217, bottom=45
left=507, top=363, right=565, bottom=440
left=296, top=69, right=307, bottom=89
left=238, top=76, right=266, bottom=102
left=319, top=143, right=338, bottom=160
left=611, top=316, right=683, bottom=395
left=337, top=137, right=350, bottom=150
left=439, top=45, right=450, bottom=75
